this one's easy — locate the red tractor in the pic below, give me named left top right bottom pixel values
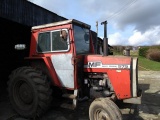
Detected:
left=8, top=19, right=141, bottom=120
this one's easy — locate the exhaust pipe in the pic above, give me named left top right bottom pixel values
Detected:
left=101, top=21, right=108, bottom=56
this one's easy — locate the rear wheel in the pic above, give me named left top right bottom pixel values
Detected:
left=8, top=66, right=52, bottom=118
left=89, top=98, right=122, bottom=120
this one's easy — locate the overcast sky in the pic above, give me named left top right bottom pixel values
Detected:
left=28, top=0, right=160, bottom=46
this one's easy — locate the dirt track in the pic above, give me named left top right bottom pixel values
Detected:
left=0, top=71, right=160, bottom=120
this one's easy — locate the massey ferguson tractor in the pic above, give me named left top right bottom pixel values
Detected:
left=8, top=19, right=141, bottom=120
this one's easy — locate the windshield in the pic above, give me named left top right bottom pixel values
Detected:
left=73, top=25, right=90, bottom=55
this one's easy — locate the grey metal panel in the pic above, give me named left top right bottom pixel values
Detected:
left=51, top=54, right=74, bottom=89
left=0, top=0, right=67, bottom=27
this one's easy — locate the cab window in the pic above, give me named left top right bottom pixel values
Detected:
left=73, top=25, right=90, bottom=55
left=37, top=30, right=69, bottom=53
left=37, top=32, right=51, bottom=52
left=52, top=31, right=68, bottom=51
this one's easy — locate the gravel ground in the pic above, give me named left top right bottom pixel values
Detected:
left=0, top=71, right=160, bottom=120
left=136, top=71, right=160, bottom=120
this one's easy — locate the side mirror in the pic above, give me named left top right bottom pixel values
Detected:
left=84, top=33, right=89, bottom=43
left=60, top=30, right=68, bottom=41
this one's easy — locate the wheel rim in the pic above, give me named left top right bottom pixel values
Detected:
left=13, top=79, right=34, bottom=110
left=94, top=109, right=111, bottom=120
left=19, top=83, right=33, bottom=104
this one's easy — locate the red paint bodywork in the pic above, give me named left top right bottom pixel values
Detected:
left=27, top=24, right=75, bottom=89
left=84, top=55, right=132, bottom=99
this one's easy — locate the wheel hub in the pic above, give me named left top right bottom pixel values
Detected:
left=95, top=109, right=111, bottom=120
left=19, top=83, right=33, bottom=104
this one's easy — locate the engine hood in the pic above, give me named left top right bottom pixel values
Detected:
left=84, top=55, right=132, bottom=70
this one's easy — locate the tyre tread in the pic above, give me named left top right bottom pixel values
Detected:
left=8, top=66, right=52, bottom=118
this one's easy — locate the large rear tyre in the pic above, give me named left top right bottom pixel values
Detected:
left=89, top=98, right=122, bottom=120
left=8, top=67, right=52, bottom=118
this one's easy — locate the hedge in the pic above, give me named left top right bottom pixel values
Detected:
left=146, top=48, right=160, bottom=62
left=139, top=46, right=149, bottom=57
left=139, top=46, right=160, bottom=57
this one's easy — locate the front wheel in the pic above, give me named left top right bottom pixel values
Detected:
left=89, top=98, right=122, bottom=120
left=8, top=67, right=52, bottom=118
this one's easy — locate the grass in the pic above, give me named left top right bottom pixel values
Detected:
left=138, top=56, right=160, bottom=71
left=131, top=50, right=160, bottom=71
left=113, top=50, right=160, bottom=71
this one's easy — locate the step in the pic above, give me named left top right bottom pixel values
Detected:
left=60, top=103, right=76, bottom=110
left=62, top=94, right=77, bottom=99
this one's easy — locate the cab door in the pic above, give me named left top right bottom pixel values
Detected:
left=73, top=25, right=90, bottom=89
left=50, top=29, right=75, bottom=89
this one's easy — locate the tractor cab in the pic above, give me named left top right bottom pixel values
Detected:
left=28, top=19, right=94, bottom=90
left=30, top=19, right=94, bottom=55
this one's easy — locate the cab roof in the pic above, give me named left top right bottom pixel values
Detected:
left=32, top=19, right=91, bottom=30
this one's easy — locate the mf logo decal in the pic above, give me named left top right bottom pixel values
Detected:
left=84, top=62, right=130, bottom=69
left=88, top=61, right=102, bottom=68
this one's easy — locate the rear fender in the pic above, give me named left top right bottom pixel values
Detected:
left=25, top=57, right=62, bottom=87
